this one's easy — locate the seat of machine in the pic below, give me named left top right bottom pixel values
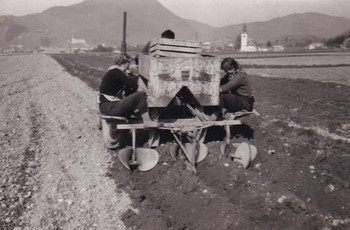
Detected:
left=99, top=114, right=129, bottom=122
left=224, top=109, right=260, bottom=120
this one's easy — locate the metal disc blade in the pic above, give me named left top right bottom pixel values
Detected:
left=196, top=143, right=208, bottom=163
left=184, top=143, right=196, bottom=164
left=118, top=147, right=133, bottom=170
left=249, top=144, right=257, bottom=161
left=135, top=148, right=159, bottom=171
left=234, top=142, right=251, bottom=168
left=184, top=143, right=208, bottom=164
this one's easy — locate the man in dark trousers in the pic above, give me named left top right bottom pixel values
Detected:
left=99, top=54, right=159, bottom=127
left=220, top=57, right=254, bottom=112
left=209, top=57, right=255, bottom=120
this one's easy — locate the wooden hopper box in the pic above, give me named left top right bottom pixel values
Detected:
left=138, top=38, right=221, bottom=108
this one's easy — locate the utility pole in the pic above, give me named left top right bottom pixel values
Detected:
left=121, top=11, right=127, bottom=55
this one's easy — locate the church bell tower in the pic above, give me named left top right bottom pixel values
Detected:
left=240, top=23, right=248, bottom=52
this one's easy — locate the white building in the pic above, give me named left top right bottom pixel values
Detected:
left=65, top=35, right=90, bottom=52
left=272, top=45, right=285, bottom=51
left=70, top=35, right=87, bottom=45
left=308, top=42, right=325, bottom=50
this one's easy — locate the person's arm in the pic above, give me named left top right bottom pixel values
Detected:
left=118, top=71, right=138, bottom=91
left=220, top=73, right=244, bottom=92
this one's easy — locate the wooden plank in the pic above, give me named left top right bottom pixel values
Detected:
left=115, top=119, right=242, bottom=130
left=150, top=38, right=200, bottom=48
left=149, top=38, right=201, bottom=57
left=150, top=44, right=201, bottom=54
left=100, top=114, right=128, bottom=121
left=150, top=50, right=200, bottom=57
left=224, top=109, right=260, bottom=119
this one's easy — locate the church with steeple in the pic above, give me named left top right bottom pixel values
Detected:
left=240, top=23, right=257, bottom=52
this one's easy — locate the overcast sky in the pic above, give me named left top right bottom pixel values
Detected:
left=0, top=0, right=349, bottom=27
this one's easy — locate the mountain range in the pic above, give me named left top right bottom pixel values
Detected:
left=1, top=0, right=350, bottom=49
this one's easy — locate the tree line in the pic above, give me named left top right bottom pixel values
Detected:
left=325, top=30, right=350, bottom=48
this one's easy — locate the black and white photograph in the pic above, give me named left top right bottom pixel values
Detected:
left=1, top=0, right=350, bottom=229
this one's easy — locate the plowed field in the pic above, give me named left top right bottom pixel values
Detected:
left=1, top=53, right=349, bottom=230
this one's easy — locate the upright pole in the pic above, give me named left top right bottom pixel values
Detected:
left=121, top=11, right=127, bottom=55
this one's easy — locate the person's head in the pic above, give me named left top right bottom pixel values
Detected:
left=113, top=54, right=132, bottom=70
left=161, top=29, right=175, bottom=39
left=221, top=57, right=239, bottom=73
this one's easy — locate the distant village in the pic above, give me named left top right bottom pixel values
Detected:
left=201, top=23, right=328, bottom=52
left=1, top=23, right=347, bottom=54
left=2, top=35, right=95, bottom=54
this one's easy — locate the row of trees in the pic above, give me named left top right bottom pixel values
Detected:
left=90, top=44, right=145, bottom=53
left=325, top=30, right=350, bottom=48
left=91, top=44, right=115, bottom=52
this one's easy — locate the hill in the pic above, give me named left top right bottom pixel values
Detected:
left=206, top=12, right=350, bottom=44
left=0, top=0, right=214, bottom=49
left=1, top=0, right=350, bottom=50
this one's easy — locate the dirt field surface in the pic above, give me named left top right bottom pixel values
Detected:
left=1, top=53, right=350, bottom=230
left=0, top=54, right=131, bottom=230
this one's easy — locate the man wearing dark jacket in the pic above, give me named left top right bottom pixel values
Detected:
left=209, top=57, right=254, bottom=121
left=99, top=54, right=158, bottom=127
left=219, top=57, right=254, bottom=113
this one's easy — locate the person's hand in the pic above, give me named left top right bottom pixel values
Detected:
left=125, top=69, right=133, bottom=75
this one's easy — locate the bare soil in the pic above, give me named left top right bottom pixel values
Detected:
left=0, top=54, right=131, bottom=230
left=1, top=53, right=349, bottom=230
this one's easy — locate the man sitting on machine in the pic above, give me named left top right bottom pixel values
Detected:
left=209, top=57, right=255, bottom=121
left=99, top=54, right=161, bottom=127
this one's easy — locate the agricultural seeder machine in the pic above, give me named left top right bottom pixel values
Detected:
left=99, top=36, right=258, bottom=172
left=98, top=13, right=257, bottom=172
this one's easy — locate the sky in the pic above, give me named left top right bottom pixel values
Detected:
left=0, top=0, right=349, bottom=27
